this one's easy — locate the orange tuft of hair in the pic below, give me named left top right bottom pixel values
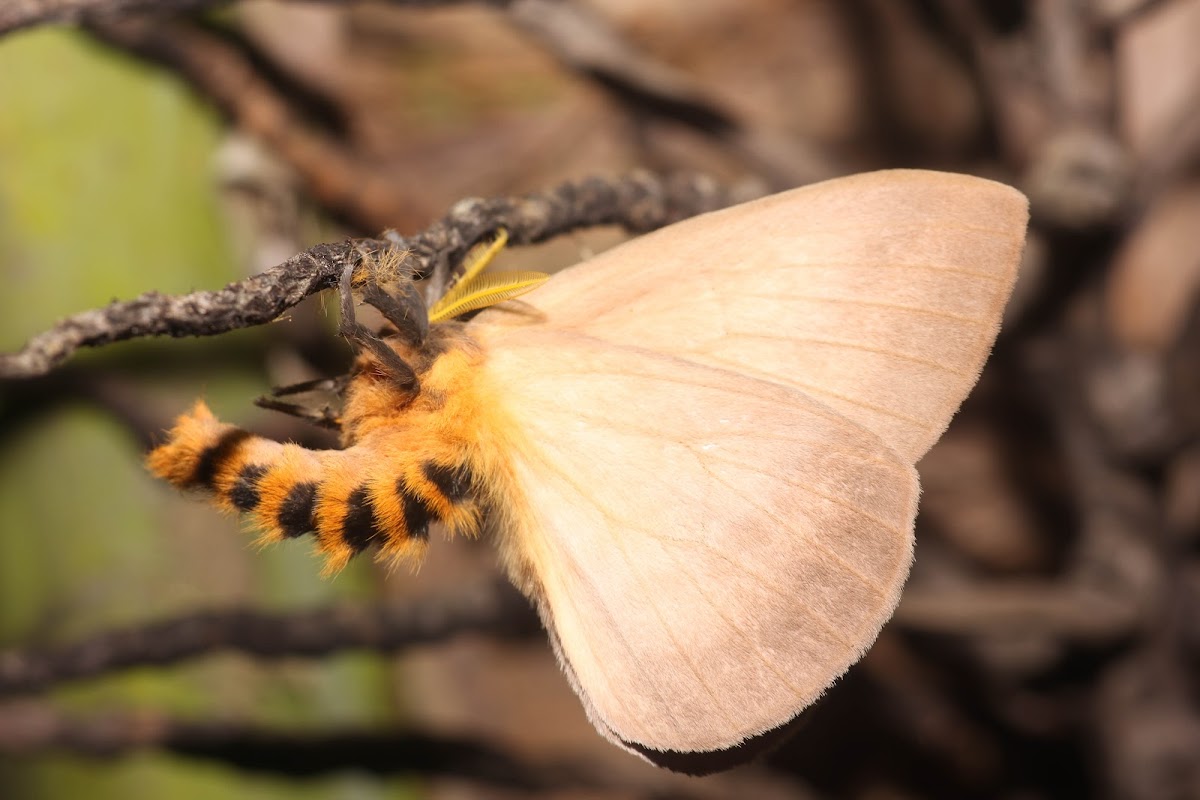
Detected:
left=146, top=324, right=497, bottom=573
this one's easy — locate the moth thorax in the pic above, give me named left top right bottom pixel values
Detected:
left=340, top=322, right=483, bottom=444
left=310, top=321, right=491, bottom=568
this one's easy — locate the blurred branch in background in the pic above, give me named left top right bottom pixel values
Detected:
left=1, top=1, right=1200, bottom=799
left=0, top=702, right=728, bottom=798
left=0, top=581, right=537, bottom=697
left=503, top=0, right=840, bottom=187
left=0, top=0, right=496, bottom=36
left=0, top=0, right=213, bottom=34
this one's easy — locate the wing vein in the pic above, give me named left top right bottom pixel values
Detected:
left=541, top=463, right=866, bottom=693
left=736, top=293, right=989, bottom=324
left=776, top=261, right=1005, bottom=282
left=694, top=453, right=894, bottom=597
left=779, top=220, right=1025, bottom=239
left=533, top=412, right=905, bottom=474
left=545, top=464, right=743, bottom=734
left=683, top=351, right=928, bottom=431
left=521, top=473, right=684, bottom=736
left=726, top=332, right=973, bottom=377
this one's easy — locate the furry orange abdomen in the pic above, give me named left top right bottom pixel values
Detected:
left=146, top=323, right=490, bottom=574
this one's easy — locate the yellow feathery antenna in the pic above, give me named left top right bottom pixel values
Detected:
left=446, top=228, right=510, bottom=295
left=429, top=228, right=550, bottom=323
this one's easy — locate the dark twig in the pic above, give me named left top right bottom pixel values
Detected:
left=0, top=580, right=538, bottom=697
left=1093, top=0, right=1175, bottom=27
left=1135, top=80, right=1200, bottom=201
left=0, top=0, right=493, bottom=36
left=1030, top=0, right=1106, bottom=123
left=84, top=15, right=425, bottom=232
left=0, top=699, right=816, bottom=797
left=505, top=0, right=838, bottom=188
left=0, top=172, right=730, bottom=379
left=16, top=0, right=836, bottom=189
left=0, top=703, right=686, bottom=796
left=934, top=0, right=1048, bottom=167
left=862, top=633, right=1002, bottom=789
left=895, top=582, right=1139, bottom=642
left=0, top=0, right=210, bottom=34
left=0, top=242, right=350, bottom=379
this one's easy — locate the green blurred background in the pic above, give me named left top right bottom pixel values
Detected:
left=0, top=28, right=410, bottom=800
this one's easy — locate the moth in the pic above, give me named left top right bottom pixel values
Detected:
left=148, top=170, right=1028, bottom=772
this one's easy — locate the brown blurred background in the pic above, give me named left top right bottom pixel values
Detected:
left=1, top=0, right=1200, bottom=798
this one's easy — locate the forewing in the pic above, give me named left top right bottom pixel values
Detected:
left=476, top=170, right=1027, bottom=462
left=474, top=327, right=918, bottom=754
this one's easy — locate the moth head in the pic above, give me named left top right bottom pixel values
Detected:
left=337, top=232, right=548, bottom=443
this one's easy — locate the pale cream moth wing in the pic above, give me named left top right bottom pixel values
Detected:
left=476, top=169, right=1028, bottom=463
left=470, top=326, right=918, bottom=758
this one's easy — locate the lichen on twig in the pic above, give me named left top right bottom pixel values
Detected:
left=0, top=172, right=730, bottom=380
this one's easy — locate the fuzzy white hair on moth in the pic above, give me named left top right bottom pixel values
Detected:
left=148, top=169, right=1028, bottom=773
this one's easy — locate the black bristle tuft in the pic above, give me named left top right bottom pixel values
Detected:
left=190, top=429, right=252, bottom=489
left=278, top=482, right=318, bottom=539
left=231, top=464, right=268, bottom=511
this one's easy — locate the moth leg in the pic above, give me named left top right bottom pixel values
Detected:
left=266, top=375, right=349, bottom=397
left=338, top=262, right=419, bottom=392
left=252, top=376, right=347, bottom=430
left=253, top=397, right=342, bottom=430
left=359, top=280, right=428, bottom=348
left=422, top=248, right=453, bottom=311
left=345, top=243, right=429, bottom=345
